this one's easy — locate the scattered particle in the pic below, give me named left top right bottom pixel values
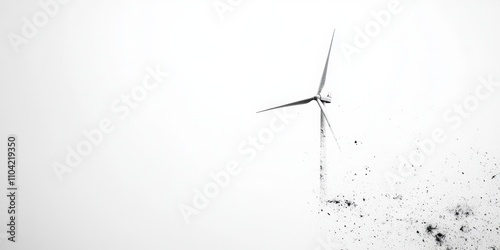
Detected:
left=450, top=204, right=474, bottom=220
left=426, top=224, right=437, bottom=234
left=435, top=233, right=445, bottom=246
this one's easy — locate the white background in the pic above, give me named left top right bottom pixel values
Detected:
left=1, top=0, right=500, bottom=249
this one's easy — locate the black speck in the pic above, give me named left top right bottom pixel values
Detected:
left=327, top=199, right=341, bottom=204
left=435, top=233, right=445, bottom=246
left=426, top=224, right=437, bottom=234
left=450, top=204, right=474, bottom=220
left=393, top=194, right=403, bottom=200
left=345, top=200, right=356, bottom=207
left=459, top=225, right=471, bottom=233
left=326, top=199, right=357, bottom=208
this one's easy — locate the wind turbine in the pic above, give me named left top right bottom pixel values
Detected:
left=257, top=30, right=341, bottom=202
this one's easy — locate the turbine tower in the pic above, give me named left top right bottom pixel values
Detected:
left=257, top=30, right=341, bottom=202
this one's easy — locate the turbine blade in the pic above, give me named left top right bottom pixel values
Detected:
left=315, top=99, right=342, bottom=152
left=257, top=97, right=315, bottom=113
left=317, top=29, right=336, bottom=95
